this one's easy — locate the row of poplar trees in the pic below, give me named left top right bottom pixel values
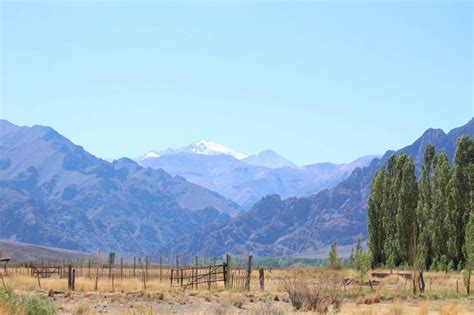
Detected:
left=367, top=136, right=473, bottom=291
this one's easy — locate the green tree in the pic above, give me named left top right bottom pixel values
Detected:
left=355, top=251, right=372, bottom=288
left=416, top=145, right=435, bottom=270
left=465, top=211, right=474, bottom=294
left=447, top=136, right=474, bottom=265
left=383, top=155, right=399, bottom=268
left=463, top=161, right=474, bottom=294
left=431, top=151, right=451, bottom=266
left=395, top=154, right=418, bottom=265
left=368, top=169, right=386, bottom=267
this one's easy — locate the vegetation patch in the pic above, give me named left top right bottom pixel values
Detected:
left=0, top=288, right=56, bottom=315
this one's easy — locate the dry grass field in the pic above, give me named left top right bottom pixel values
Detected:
left=1, top=266, right=473, bottom=314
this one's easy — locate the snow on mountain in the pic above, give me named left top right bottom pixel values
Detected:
left=243, top=149, right=297, bottom=168
left=140, top=151, right=160, bottom=160
left=179, top=140, right=248, bottom=159
left=140, top=140, right=247, bottom=161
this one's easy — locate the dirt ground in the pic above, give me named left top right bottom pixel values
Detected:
left=37, top=290, right=473, bottom=314
left=3, top=267, right=474, bottom=314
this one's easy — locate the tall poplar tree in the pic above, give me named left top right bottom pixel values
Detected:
left=416, top=145, right=435, bottom=270
left=431, top=151, right=451, bottom=264
left=395, top=154, right=418, bottom=264
left=447, top=136, right=474, bottom=266
left=368, top=168, right=386, bottom=267
left=383, top=155, right=399, bottom=268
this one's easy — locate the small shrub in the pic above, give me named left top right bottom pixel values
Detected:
left=20, top=296, right=56, bottom=315
left=448, top=261, right=455, bottom=272
left=73, top=300, right=90, bottom=315
left=0, top=288, right=18, bottom=313
left=355, top=292, right=380, bottom=305
left=460, top=269, right=469, bottom=292
left=355, top=251, right=372, bottom=285
left=440, top=255, right=448, bottom=272
left=0, top=287, right=55, bottom=315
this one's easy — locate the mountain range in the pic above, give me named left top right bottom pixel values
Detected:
left=138, top=142, right=378, bottom=208
left=0, top=120, right=239, bottom=254
left=155, top=118, right=474, bottom=257
left=0, top=118, right=472, bottom=257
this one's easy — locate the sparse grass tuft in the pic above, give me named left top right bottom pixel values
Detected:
left=356, top=292, right=381, bottom=305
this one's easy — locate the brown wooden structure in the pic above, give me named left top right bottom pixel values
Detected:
left=31, top=266, right=61, bottom=278
left=170, top=263, right=226, bottom=289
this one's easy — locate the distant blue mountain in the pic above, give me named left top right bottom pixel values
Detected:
left=243, top=149, right=298, bottom=168
left=157, top=118, right=474, bottom=257
left=0, top=120, right=240, bottom=255
left=138, top=145, right=377, bottom=209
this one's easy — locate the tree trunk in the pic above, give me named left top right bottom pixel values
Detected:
left=418, top=271, right=425, bottom=293
left=468, top=267, right=471, bottom=295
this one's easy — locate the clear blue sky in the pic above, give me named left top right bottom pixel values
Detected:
left=1, top=1, right=472, bottom=165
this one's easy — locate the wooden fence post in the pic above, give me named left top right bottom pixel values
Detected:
left=72, top=269, right=75, bottom=291
left=245, top=255, right=252, bottom=291
left=68, top=264, right=72, bottom=290
left=88, top=259, right=91, bottom=278
left=145, top=256, right=148, bottom=283
left=225, top=254, right=232, bottom=289
left=259, top=267, right=264, bottom=291
left=195, top=256, right=198, bottom=289
left=62, top=260, right=65, bottom=278
left=159, top=256, right=163, bottom=282
left=208, top=266, right=211, bottom=290
left=120, top=257, right=123, bottom=281
left=94, top=249, right=100, bottom=291
left=133, top=257, right=136, bottom=278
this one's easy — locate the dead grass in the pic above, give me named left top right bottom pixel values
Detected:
left=418, top=301, right=428, bottom=315
left=2, top=267, right=473, bottom=314
left=440, top=303, right=464, bottom=315
left=73, top=298, right=91, bottom=315
left=281, top=267, right=342, bottom=312
left=356, top=291, right=381, bottom=305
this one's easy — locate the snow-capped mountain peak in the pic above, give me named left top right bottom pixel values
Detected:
left=138, top=140, right=247, bottom=161
left=180, top=140, right=248, bottom=159
left=140, top=151, right=160, bottom=160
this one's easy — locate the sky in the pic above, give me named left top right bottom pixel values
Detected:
left=0, top=0, right=472, bottom=165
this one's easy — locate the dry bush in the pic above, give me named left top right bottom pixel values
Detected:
left=213, top=303, right=230, bottom=315
left=440, top=303, right=463, bottom=315
left=73, top=299, right=91, bottom=315
left=389, top=302, right=405, bottom=315
left=355, top=292, right=381, bottom=305
left=281, top=267, right=342, bottom=312
left=220, top=291, right=246, bottom=309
